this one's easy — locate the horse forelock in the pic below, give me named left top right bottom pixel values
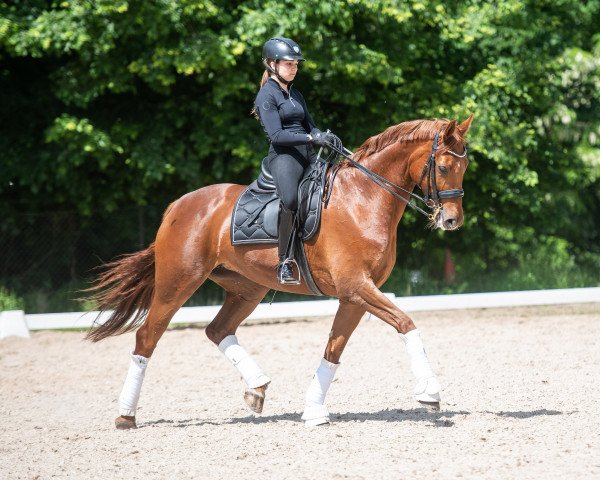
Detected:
left=353, top=119, right=465, bottom=161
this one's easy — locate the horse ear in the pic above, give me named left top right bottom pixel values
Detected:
left=457, top=114, right=474, bottom=136
left=443, top=119, right=457, bottom=139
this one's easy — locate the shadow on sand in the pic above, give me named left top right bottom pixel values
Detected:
left=489, top=409, right=566, bottom=418
left=140, top=418, right=224, bottom=428
left=142, top=408, right=469, bottom=429
left=139, top=408, right=569, bottom=429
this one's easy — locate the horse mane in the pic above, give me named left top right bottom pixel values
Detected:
left=353, top=119, right=464, bottom=161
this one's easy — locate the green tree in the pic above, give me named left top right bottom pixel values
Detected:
left=1, top=0, right=598, bottom=310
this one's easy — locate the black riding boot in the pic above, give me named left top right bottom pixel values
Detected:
left=277, top=206, right=297, bottom=284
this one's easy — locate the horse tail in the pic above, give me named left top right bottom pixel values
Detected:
left=85, top=243, right=156, bottom=342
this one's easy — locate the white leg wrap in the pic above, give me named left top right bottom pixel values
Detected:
left=400, top=329, right=441, bottom=402
left=118, top=352, right=149, bottom=417
left=301, top=358, right=339, bottom=426
left=218, top=335, right=270, bottom=389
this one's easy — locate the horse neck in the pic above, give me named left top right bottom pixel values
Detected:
left=340, top=141, right=423, bottom=230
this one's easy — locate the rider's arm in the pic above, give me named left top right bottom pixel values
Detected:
left=255, top=90, right=312, bottom=146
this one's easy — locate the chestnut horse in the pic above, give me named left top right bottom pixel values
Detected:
left=87, top=116, right=473, bottom=429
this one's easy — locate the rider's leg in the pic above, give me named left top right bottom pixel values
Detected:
left=277, top=205, right=296, bottom=282
left=269, top=153, right=306, bottom=283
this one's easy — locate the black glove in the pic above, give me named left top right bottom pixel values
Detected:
left=310, top=128, right=334, bottom=147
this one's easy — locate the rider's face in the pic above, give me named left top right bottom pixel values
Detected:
left=275, top=60, right=299, bottom=82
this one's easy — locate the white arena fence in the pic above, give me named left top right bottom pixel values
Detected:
left=1, top=287, right=599, bottom=339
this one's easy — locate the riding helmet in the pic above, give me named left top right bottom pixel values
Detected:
left=262, top=37, right=304, bottom=62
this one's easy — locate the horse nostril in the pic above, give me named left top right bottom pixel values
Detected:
left=443, top=218, right=456, bottom=230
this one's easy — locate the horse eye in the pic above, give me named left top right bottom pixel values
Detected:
left=438, top=165, right=449, bottom=175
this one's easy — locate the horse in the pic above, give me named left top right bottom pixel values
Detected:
left=86, top=115, right=473, bottom=429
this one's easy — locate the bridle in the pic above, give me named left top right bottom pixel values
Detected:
left=321, top=131, right=467, bottom=220
left=417, top=131, right=467, bottom=209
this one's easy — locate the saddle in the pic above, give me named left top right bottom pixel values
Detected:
left=230, top=157, right=330, bottom=296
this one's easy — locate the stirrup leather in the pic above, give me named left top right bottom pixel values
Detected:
left=278, top=259, right=301, bottom=285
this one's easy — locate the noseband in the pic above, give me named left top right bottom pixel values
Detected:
left=321, top=130, right=467, bottom=220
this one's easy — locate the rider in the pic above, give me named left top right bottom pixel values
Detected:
left=254, top=36, right=334, bottom=284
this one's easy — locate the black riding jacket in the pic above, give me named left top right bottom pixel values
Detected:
left=255, top=78, right=317, bottom=154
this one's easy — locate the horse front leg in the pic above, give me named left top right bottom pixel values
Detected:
left=302, top=302, right=365, bottom=426
left=350, top=282, right=441, bottom=409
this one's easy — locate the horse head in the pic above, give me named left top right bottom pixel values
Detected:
left=411, top=115, right=473, bottom=231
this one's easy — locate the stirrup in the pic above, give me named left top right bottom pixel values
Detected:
left=278, top=259, right=301, bottom=285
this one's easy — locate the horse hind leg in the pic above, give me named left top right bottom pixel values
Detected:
left=206, top=268, right=270, bottom=414
left=115, top=266, right=213, bottom=429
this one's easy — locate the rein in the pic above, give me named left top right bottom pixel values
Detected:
left=320, top=131, right=466, bottom=220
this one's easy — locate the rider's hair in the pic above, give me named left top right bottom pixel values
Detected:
left=259, top=68, right=270, bottom=88
left=250, top=68, right=271, bottom=119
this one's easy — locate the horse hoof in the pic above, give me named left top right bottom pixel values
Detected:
left=414, top=377, right=441, bottom=409
left=244, top=383, right=268, bottom=414
left=115, top=415, right=137, bottom=429
left=418, top=400, right=441, bottom=411
left=304, top=417, right=330, bottom=427
left=302, top=404, right=330, bottom=426
left=244, top=390, right=264, bottom=413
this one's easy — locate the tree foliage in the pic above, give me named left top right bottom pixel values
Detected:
left=1, top=0, right=599, bottom=307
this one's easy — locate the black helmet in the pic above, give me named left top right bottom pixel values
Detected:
left=262, top=37, right=304, bottom=62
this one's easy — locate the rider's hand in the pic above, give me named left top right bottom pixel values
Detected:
left=309, top=128, right=334, bottom=147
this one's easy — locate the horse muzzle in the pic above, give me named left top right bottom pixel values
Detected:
left=435, top=207, right=464, bottom=231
